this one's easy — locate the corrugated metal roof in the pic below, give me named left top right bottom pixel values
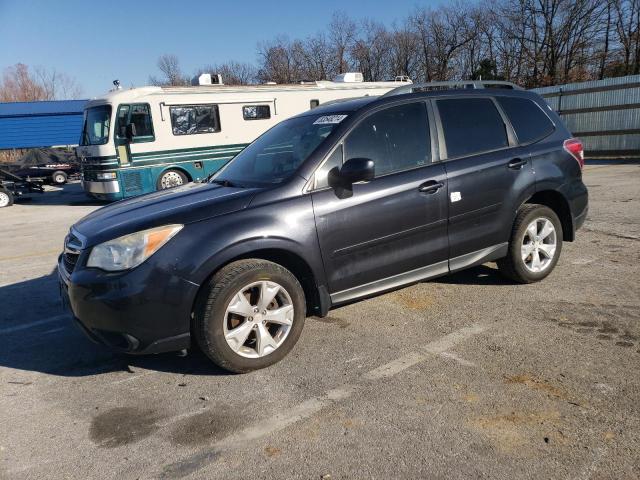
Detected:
left=0, top=99, right=87, bottom=149
left=0, top=99, right=87, bottom=117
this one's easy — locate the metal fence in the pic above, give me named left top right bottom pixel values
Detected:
left=533, top=75, right=640, bottom=157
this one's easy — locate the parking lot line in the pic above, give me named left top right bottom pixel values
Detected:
left=160, top=323, right=489, bottom=479
left=0, top=314, right=68, bottom=335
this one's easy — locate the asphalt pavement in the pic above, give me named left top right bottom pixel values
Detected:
left=1, top=165, right=638, bottom=479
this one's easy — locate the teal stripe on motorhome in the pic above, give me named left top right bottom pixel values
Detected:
left=131, top=147, right=245, bottom=162
left=116, top=156, right=233, bottom=171
left=131, top=143, right=248, bottom=158
left=129, top=152, right=237, bottom=167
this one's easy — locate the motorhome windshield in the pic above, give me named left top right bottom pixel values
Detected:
left=211, top=113, right=346, bottom=187
left=81, top=105, right=112, bottom=145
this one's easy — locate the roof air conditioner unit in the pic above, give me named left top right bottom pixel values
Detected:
left=334, top=72, right=364, bottom=83
left=192, top=73, right=224, bottom=86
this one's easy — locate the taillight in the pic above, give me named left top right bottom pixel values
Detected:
left=563, top=138, right=584, bottom=169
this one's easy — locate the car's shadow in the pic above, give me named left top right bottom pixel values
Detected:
left=0, top=270, right=230, bottom=377
left=433, top=264, right=513, bottom=286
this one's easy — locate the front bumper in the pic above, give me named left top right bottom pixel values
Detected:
left=83, top=179, right=120, bottom=194
left=58, top=255, right=199, bottom=354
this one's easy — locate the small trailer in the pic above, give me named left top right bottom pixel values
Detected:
left=0, top=167, right=44, bottom=208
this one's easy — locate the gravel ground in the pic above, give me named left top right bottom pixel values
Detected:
left=1, top=165, right=639, bottom=479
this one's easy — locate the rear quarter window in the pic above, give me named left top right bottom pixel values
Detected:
left=496, top=97, right=555, bottom=144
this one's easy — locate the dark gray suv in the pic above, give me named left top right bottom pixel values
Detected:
left=59, top=81, right=588, bottom=372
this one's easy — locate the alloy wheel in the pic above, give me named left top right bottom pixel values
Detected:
left=223, top=280, right=294, bottom=358
left=0, top=192, right=10, bottom=207
left=521, top=217, right=557, bottom=273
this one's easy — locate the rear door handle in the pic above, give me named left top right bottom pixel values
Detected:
left=418, top=180, right=444, bottom=194
left=508, top=158, right=528, bottom=170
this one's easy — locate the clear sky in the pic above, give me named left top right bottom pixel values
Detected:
left=0, top=0, right=442, bottom=98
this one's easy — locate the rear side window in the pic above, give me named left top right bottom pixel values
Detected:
left=345, top=102, right=430, bottom=177
left=170, top=105, right=220, bottom=135
left=497, top=97, right=554, bottom=144
left=243, top=105, right=271, bottom=120
left=437, top=98, right=508, bottom=158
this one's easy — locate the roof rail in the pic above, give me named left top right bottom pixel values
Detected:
left=381, top=80, right=523, bottom=97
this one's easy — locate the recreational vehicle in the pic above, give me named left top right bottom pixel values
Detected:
left=77, top=74, right=411, bottom=201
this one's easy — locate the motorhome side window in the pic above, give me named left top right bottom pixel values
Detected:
left=170, top=105, right=221, bottom=135
left=243, top=105, right=271, bottom=120
left=115, top=103, right=154, bottom=142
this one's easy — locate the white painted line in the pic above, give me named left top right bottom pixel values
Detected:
left=439, top=351, right=476, bottom=367
left=422, top=324, right=486, bottom=354
left=364, top=324, right=485, bottom=380
left=364, top=351, right=429, bottom=380
left=0, top=314, right=68, bottom=335
left=160, top=323, right=489, bottom=479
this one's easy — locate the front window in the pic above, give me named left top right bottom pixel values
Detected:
left=115, top=103, right=155, bottom=142
left=211, top=113, right=346, bottom=187
left=81, top=105, right=111, bottom=145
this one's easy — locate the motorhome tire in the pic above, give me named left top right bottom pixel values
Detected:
left=157, top=169, right=187, bottom=190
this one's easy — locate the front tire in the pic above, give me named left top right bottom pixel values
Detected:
left=194, top=259, right=306, bottom=373
left=157, top=169, right=187, bottom=190
left=497, top=204, right=563, bottom=283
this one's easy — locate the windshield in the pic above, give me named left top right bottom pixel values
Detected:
left=81, top=105, right=112, bottom=145
left=211, top=113, right=346, bottom=187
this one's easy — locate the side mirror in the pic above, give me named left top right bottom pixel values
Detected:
left=339, top=158, right=375, bottom=184
left=125, top=123, right=137, bottom=141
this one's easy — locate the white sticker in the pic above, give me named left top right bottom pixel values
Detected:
left=450, top=191, right=462, bottom=203
left=313, top=114, right=348, bottom=125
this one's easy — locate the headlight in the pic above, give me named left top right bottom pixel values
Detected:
left=87, top=224, right=183, bottom=271
left=96, top=172, right=117, bottom=180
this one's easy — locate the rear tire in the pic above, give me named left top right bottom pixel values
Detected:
left=497, top=204, right=563, bottom=283
left=0, top=188, right=14, bottom=207
left=52, top=171, right=68, bottom=185
left=194, top=259, right=306, bottom=373
left=157, top=169, right=187, bottom=190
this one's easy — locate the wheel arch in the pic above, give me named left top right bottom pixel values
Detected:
left=191, top=247, right=328, bottom=324
left=524, top=190, right=574, bottom=241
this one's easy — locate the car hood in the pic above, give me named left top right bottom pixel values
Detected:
left=73, top=182, right=259, bottom=247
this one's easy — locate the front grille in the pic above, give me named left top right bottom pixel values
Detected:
left=63, top=251, right=79, bottom=274
left=122, top=171, right=142, bottom=194
left=63, top=232, right=82, bottom=274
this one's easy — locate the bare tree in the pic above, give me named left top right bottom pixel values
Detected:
left=329, top=11, right=357, bottom=74
left=149, top=54, right=188, bottom=86
left=167, top=4, right=636, bottom=90
left=195, top=61, right=258, bottom=85
left=351, top=20, right=392, bottom=81
left=0, top=63, right=82, bottom=102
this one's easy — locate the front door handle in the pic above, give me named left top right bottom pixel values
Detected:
left=508, top=158, right=528, bottom=170
left=418, top=180, right=444, bottom=194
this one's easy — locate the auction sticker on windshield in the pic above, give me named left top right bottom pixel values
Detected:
left=313, top=115, right=348, bottom=125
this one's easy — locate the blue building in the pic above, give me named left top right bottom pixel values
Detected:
left=0, top=99, right=87, bottom=150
